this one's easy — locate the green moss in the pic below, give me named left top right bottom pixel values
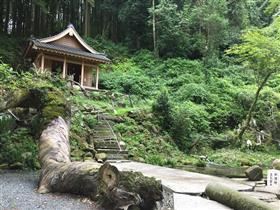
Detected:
left=120, top=171, right=162, bottom=210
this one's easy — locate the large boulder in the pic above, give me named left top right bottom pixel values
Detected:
left=272, top=159, right=280, bottom=170
left=245, top=165, right=263, bottom=181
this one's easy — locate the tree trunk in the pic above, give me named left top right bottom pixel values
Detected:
left=84, top=0, right=90, bottom=36
left=0, top=0, right=3, bottom=32
left=152, top=0, right=158, bottom=57
left=238, top=73, right=272, bottom=140
left=4, top=0, right=10, bottom=33
left=205, top=183, right=277, bottom=210
left=37, top=117, right=142, bottom=209
left=4, top=88, right=162, bottom=210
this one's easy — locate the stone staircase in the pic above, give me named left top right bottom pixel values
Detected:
left=93, top=118, right=128, bottom=160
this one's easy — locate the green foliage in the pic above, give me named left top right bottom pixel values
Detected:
left=175, top=83, right=210, bottom=104
left=0, top=114, right=16, bottom=133
left=152, top=90, right=173, bottom=130
left=101, top=59, right=156, bottom=98
left=227, top=17, right=280, bottom=140
left=208, top=147, right=280, bottom=167
left=0, top=128, right=39, bottom=169
left=171, top=102, right=210, bottom=151
left=0, top=35, right=23, bottom=67
left=0, top=63, right=67, bottom=91
left=227, top=17, right=280, bottom=79
left=85, top=36, right=129, bottom=61
left=150, top=0, right=189, bottom=57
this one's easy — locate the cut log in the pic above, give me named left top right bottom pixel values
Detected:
left=245, top=165, right=263, bottom=181
left=205, top=182, right=277, bottom=210
left=3, top=88, right=163, bottom=210
left=38, top=117, right=141, bottom=209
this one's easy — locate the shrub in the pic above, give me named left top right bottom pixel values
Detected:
left=100, top=60, right=156, bottom=98
left=152, top=90, right=173, bottom=130
left=171, top=102, right=210, bottom=152
left=175, top=83, right=210, bottom=104
left=0, top=128, right=39, bottom=169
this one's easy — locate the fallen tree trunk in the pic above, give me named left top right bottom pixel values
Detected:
left=205, top=183, right=277, bottom=210
left=4, top=88, right=162, bottom=210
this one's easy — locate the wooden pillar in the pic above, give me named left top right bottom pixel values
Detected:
left=96, top=66, right=99, bottom=89
left=63, top=57, right=67, bottom=79
left=40, top=54, right=45, bottom=72
left=81, top=61, right=85, bottom=87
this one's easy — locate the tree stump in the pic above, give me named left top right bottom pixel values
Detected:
left=245, top=165, right=263, bottom=181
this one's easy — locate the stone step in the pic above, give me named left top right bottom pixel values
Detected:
left=106, top=153, right=128, bottom=160
left=94, top=129, right=112, bottom=132
left=93, top=139, right=118, bottom=143
left=96, top=148, right=128, bottom=155
left=93, top=131, right=113, bottom=136
left=92, top=136, right=117, bottom=140
left=93, top=125, right=111, bottom=129
left=95, top=143, right=124, bottom=150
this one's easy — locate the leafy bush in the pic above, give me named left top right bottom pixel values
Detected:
left=0, top=128, right=39, bottom=169
left=0, top=35, right=23, bottom=67
left=152, top=90, right=173, bottom=130
left=171, top=102, right=210, bottom=151
left=175, top=83, right=210, bottom=104
left=85, top=36, right=129, bottom=61
left=100, top=60, right=156, bottom=98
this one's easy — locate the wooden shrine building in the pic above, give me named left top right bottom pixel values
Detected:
left=24, top=24, right=110, bottom=90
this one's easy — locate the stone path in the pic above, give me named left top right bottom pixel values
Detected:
left=112, top=161, right=278, bottom=210
left=112, top=161, right=253, bottom=194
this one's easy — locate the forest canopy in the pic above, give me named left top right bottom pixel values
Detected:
left=0, top=0, right=278, bottom=58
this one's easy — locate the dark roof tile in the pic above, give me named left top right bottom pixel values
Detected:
left=32, top=40, right=110, bottom=63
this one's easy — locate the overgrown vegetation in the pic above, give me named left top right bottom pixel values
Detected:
left=0, top=0, right=280, bottom=171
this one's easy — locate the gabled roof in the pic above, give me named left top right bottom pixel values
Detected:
left=24, top=24, right=110, bottom=63
left=39, top=24, right=97, bottom=54
left=31, top=39, right=110, bottom=63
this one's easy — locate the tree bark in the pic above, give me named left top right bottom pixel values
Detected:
left=0, top=0, right=3, bottom=32
left=37, top=117, right=142, bottom=209
left=238, top=73, right=272, bottom=140
left=205, top=183, right=277, bottom=210
left=152, top=0, right=159, bottom=57
left=4, top=0, right=10, bottom=33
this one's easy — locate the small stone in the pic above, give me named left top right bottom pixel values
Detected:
left=272, top=159, right=280, bottom=170
left=95, top=153, right=107, bottom=162
left=245, top=165, right=263, bottom=181
left=119, top=141, right=126, bottom=147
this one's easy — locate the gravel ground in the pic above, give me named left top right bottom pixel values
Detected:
left=0, top=170, right=101, bottom=210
